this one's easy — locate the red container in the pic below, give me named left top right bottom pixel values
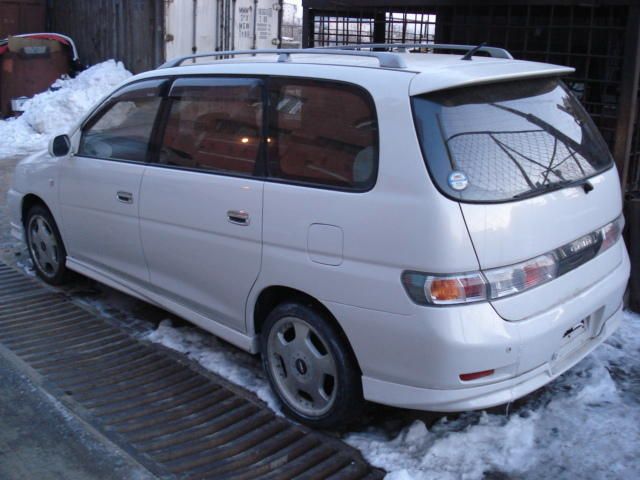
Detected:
left=1, top=36, right=72, bottom=116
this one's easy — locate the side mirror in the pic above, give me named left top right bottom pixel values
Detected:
left=49, top=134, right=71, bottom=157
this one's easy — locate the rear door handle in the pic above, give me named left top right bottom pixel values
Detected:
left=117, top=191, right=134, bottom=204
left=227, top=210, right=250, bottom=225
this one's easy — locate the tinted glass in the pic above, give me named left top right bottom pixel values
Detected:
left=158, top=77, right=263, bottom=176
left=79, top=96, right=161, bottom=162
left=412, top=78, right=613, bottom=202
left=267, top=79, right=378, bottom=189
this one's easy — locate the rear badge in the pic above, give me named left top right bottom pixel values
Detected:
left=448, top=171, right=469, bottom=191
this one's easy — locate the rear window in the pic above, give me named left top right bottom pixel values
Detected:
left=412, top=78, right=613, bottom=202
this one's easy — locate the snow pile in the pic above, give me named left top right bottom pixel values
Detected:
left=346, top=310, right=640, bottom=479
left=145, top=319, right=280, bottom=412
left=144, top=311, right=640, bottom=479
left=0, top=60, right=132, bottom=158
left=355, top=412, right=539, bottom=480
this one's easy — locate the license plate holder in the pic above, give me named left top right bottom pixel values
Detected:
left=551, top=317, right=589, bottom=368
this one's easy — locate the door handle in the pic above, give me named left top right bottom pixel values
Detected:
left=227, top=210, right=250, bottom=225
left=117, top=191, right=134, bottom=204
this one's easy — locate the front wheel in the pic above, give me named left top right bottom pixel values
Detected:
left=261, top=301, right=363, bottom=430
left=25, top=205, right=68, bottom=285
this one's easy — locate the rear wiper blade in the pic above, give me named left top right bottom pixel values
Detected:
left=513, top=178, right=593, bottom=199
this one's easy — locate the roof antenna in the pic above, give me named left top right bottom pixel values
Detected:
left=461, top=42, right=487, bottom=61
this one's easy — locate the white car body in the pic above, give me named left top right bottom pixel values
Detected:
left=8, top=50, right=630, bottom=412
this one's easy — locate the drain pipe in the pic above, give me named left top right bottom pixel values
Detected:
left=277, top=0, right=283, bottom=48
left=252, top=0, right=258, bottom=50
left=191, top=0, right=198, bottom=61
left=231, top=0, right=237, bottom=50
left=225, top=0, right=230, bottom=51
left=215, top=0, right=221, bottom=50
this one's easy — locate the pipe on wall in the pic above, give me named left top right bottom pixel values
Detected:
left=277, top=0, right=283, bottom=48
left=252, top=0, right=258, bottom=50
left=192, top=0, right=198, bottom=57
left=215, top=0, right=221, bottom=51
left=232, top=0, right=237, bottom=50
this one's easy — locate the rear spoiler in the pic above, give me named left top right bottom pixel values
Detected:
left=409, top=61, right=574, bottom=96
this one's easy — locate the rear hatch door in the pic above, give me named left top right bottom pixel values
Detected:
left=412, top=76, right=622, bottom=320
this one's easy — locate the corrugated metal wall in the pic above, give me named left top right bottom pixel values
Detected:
left=50, top=0, right=164, bottom=73
left=164, top=0, right=283, bottom=61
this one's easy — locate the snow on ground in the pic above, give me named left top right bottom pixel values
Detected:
left=0, top=60, right=131, bottom=158
left=350, top=311, right=640, bottom=479
left=145, top=311, right=640, bottom=480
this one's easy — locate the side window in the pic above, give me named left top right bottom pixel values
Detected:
left=158, top=77, right=263, bottom=176
left=78, top=80, right=164, bottom=162
left=267, top=78, right=378, bottom=189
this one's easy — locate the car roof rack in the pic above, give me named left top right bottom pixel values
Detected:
left=158, top=43, right=513, bottom=70
left=324, top=43, right=513, bottom=60
left=159, top=48, right=408, bottom=69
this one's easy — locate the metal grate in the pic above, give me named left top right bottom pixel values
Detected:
left=0, top=263, right=384, bottom=480
left=313, top=14, right=376, bottom=45
left=385, top=11, right=436, bottom=44
left=630, top=92, right=640, bottom=188
left=312, top=7, right=436, bottom=46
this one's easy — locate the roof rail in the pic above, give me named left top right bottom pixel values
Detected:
left=159, top=48, right=408, bottom=69
left=320, top=43, right=513, bottom=60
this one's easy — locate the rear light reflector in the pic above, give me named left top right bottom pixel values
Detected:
left=460, top=369, right=494, bottom=381
left=483, top=253, right=557, bottom=300
left=599, top=215, right=624, bottom=254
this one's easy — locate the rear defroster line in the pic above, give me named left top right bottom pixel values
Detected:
left=0, top=262, right=383, bottom=480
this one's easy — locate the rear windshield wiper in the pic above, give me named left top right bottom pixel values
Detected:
left=513, top=177, right=593, bottom=199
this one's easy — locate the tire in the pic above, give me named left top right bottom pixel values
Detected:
left=260, top=301, right=363, bottom=430
left=25, top=204, right=68, bottom=285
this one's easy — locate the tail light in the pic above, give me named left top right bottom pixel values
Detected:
left=599, top=215, right=624, bottom=253
left=483, top=253, right=557, bottom=300
left=402, top=215, right=623, bottom=306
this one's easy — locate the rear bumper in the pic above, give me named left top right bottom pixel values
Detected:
left=361, top=302, right=622, bottom=412
left=335, top=242, right=629, bottom=412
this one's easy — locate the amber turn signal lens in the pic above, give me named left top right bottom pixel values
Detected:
left=430, top=278, right=462, bottom=301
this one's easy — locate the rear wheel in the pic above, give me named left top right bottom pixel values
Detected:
left=261, top=301, right=362, bottom=430
left=25, top=205, right=68, bottom=285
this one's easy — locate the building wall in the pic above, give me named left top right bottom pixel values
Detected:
left=50, top=0, right=164, bottom=73
left=0, top=0, right=46, bottom=38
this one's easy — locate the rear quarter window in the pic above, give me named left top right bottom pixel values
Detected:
left=266, top=78, right=378, bottom=191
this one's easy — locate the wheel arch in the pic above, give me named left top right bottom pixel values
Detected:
left=252, top=285, right=362, bottom=374
left=21, top=194, right=51, bottom=226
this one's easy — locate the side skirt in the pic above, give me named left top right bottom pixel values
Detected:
left=65, top=257, right=259, bottom=354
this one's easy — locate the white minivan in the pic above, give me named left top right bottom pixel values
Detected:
left=8, top=44, right=630, bottom=429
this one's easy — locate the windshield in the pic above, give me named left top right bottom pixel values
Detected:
left=412, top=77, right=613, bottom=202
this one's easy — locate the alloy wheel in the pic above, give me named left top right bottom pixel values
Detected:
left=28, top=215, right=60, bottom=278
left=267, top=316, right=338, bottom=418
